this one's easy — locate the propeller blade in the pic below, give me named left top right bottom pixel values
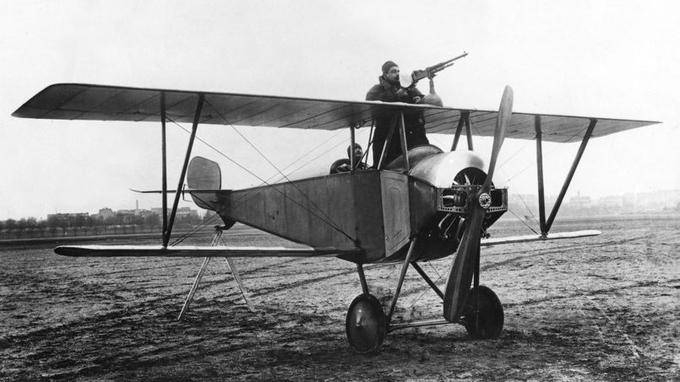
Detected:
left=443, top=86, right=513, bottom=322
left=483, top=85, right=513, bottom=190
left=443, top=204, right=484, bottom=321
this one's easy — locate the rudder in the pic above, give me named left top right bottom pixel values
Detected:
left=187, top=156, right=221, bottom=210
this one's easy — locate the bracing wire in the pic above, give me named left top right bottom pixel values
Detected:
left=498, top=140, right=533, bottom=171
left=268, top=131, right=358, bottom=183
left=201, top=99, right=357, bottom=242
left=503, top=162, right=533, bottom=183
left=170, top=212, right=222, bottom=246
left=515, top=193, right=539, bottom=225
left=407, top=261, right=446, bottom=311
left=167, top=117, right=269, bottom=184
left=166, top=112, right=357, bottom=244
left=169, top=119, right=354, bottom=242
left=265, top=129, right=348, bottom=184
left=506, top=208, right=540, bottom=235
left=460, top=116, right=543, bottom=237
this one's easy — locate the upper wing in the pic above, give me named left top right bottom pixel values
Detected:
left=55, top=244, right=360, bottom=258
left=13, top=83, right=659, bottom=143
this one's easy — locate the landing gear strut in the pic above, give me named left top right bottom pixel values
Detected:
left=345, top=239, right=504, bottom=352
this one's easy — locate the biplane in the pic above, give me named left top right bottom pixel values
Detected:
left=13, top=82, right=658, bottom=353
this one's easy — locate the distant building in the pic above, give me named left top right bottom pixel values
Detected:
left=98, top=208, right=114, bottom=219
left=597, top=195, right=624, bottom=209
left=568, top=192, right=591, bottom=209
left=176, top=207, right=199, bottom=218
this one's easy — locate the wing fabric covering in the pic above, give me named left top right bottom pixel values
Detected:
left=13, top=83, right=659, bottom=143
left=54, top=245, right=359, bottom=258
left=53, top=231, right=600, bottom=258
left=481, top=230, right=601, bottom=246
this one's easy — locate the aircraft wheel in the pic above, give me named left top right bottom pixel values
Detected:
left=463, top=285, right=504, bottom=339
left=345, top=294, right=387, bottom=353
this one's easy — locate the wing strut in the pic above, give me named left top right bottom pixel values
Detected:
left=376, top=115, right=397, bottom=169
left=535, top=115, right=547, bottom=235
left=398, top=112, right=410, bottom=171
left=535, top=118, right=598, bottom=235
left=375, top=111, right=413, bottom=171
left=350, top=123, right=356, bottom=173
left=450, top=111, right=469, bottom=151
left=465, top=112, right=474, bottom=150
left=161, top=91, right=168, bottom=237
left=164, top=93, right=205, bottom=247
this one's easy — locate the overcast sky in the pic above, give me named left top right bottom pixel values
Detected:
left=1, top=0, right=678, bottom=220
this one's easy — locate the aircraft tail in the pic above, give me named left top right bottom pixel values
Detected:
left=187, top=156, right=221, bottom=210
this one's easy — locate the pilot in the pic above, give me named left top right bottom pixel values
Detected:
left=366, top=60, right=429, bottom=166
left=330, top=143, right=367, bottom=174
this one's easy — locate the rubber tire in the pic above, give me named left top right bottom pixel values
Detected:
left=463, top=285, right=504, bottom=339
left=345, top=294, right=387, bottom=353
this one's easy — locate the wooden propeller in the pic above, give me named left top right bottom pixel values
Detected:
left=443, top=85, right=513, bottom=322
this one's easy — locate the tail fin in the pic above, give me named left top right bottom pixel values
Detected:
left=187, top=156, right=221, bottom=210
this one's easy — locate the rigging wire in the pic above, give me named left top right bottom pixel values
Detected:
left=515, top=192, right=539, bottom=225
left=407, top=261, right=446, bottom=311
left=201, top=99, right=357, bottom=242
left=503, top=162, right=533, bottom=183
left=268, top=131, right=360, bottom=182
left=166, top=112, right=357, bottom=244
left=170, top=212, right=221, bottom=246
left=506, top=208, right=540, bottom=235
left=167, top=117, right=270, bottom=184
left=168, top=191, right=229, bottom=246
left=168, top=118, right=354, bottom=242
left=498, top=140, right=533, bottom=170
left=265, top=129, right=349, bottom=183
left=466, top=118, right=540, bottom=235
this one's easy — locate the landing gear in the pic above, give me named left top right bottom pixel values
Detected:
left=345, top=294, right=387, bottom=353
left=463, top=285, right=504, bottom=339
left=345, top=240, right=504, bottom=352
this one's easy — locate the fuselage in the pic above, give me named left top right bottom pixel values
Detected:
left=187, top=148, right=507, bottom=265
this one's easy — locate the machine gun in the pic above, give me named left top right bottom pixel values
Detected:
left=408, top=52, right=468, bottom=106
left=411, top=52, right=468, bottom=85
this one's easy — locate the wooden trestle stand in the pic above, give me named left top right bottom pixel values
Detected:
left=177, top=225, right=256, bottom=320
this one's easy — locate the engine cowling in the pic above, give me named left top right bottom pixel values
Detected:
left=409, top=150, right=487, bottom=188
left=406, top=150, right=508, bottom=262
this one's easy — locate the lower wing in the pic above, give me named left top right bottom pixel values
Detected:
left=481, top=230, right=600, bottom=246
left=55, top=245, right=360, bottom=258
left=55, top=230, right=600, bottom=258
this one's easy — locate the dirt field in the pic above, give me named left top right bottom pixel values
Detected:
left=1, top=214, right=678, bottom=381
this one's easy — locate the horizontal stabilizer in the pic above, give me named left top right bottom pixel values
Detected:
left=129, top=188, right=221, bottom=194
left=481, top=230, right=600, bottom=246
left=55, top=245, right=361, bottom=258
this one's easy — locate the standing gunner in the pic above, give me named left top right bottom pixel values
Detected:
left=366, top=60, right=429, bottom=166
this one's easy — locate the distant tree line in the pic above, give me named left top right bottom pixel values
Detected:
left=3, top=211, right=215, bottom=229
left=0, top=210, right=212, bottom=239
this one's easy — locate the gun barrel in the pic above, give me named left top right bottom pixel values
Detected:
left=426, top=52, right=468, bottom=73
